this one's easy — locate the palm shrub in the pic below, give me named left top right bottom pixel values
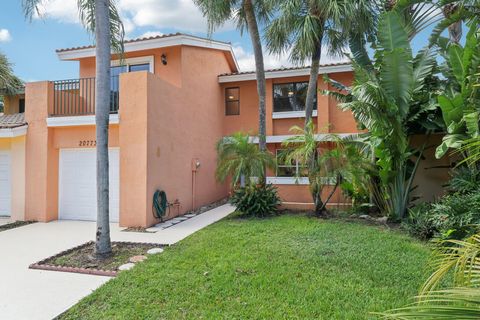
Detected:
left=230, top=184, right=281, bottom=217
left=281, top=121, right=365, bottom=215
left=216, top=132, right=275, bottom=188
left=380, top=233, right=480, bottom=319
left=448, top=165, right=480, bottom=194
left=0, top=52, right=22, bottom=94
left=325, top=8, right=440, bottom=220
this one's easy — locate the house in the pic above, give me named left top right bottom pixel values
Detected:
left=0, top=33, right=451, bottom=227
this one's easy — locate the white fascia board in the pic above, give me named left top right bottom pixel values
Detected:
left=218, top=64, right=353, bottom=83
left=272, top=110, right=318, bottom=119
left=0, top=125, right=28, bottom=138
left=47, top=114, right=119, bottom=127
left=248, top=133, right=359, bottom=144
left=57, top=35, right=235, bottom=61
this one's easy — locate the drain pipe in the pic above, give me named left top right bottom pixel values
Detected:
left=191, top=158, right=201, bottom=211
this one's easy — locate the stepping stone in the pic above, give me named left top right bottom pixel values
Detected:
left=145, top=228, right=159, bottom=233
left=159, top=221, right=175, bottom=228
left=118, top=263, right=135, bottom=271
left=129, top=255, right=147, bottom=263
left=184, top=213, right=196, bottom=218
left=172, top=217, right=188, bottom=222
left=147, top=248, right=164, bottom=255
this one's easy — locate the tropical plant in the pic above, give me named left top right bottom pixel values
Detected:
left=448, top=165, right=480, bottom=194
left=0, top=52, right=22, bottom=94
left=402, top=203, right=437, bottom=241
left=281, top=120, right=351, bottom=215
left=326, top=7, right=440, bottom=220
left=194, top=0, right=271, bottom=162
left=23, top=0, right=125, bottom=258
left=230, top=183, right=281, bottom=217
left=434, top=20, right=480, bottom=162
left=216, top=132, right=275, bottom=188
left=380, top=233, right=480, bottom=319
left=266, top=0, right=377, bottom=126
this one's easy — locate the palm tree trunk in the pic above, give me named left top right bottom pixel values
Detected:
left=243, top=0, right=267, bottom=181
left=94, top=0, right=112, bottom=258
left=305, top=41, right=322, bottom=126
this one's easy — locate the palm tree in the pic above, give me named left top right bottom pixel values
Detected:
left=266, top=0, right=377, bottom=126
left=194, top=0, right=271, bottom=163
left=23, top=0, right=124, bottom=258
left=281, top=120, right=351, bottom=215
left=0, top=52, right=23, bottom=94
left=216, top=132, right=275, bottom=188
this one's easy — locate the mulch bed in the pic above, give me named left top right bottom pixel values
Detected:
left=0, top=220, right=36, bottom=232
left=30, top=241, right=166, bottom=277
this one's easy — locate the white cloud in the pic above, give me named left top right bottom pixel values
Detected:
left=0, top=29, right=12, bottom=42
left=233, top=45, right=350, bottom=72
left=34, top=0, right=231, bottom=34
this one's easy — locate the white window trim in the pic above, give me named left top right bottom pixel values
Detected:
left=272, top=110, right=318, bottom=119
left=111, top=56, right=155, bottom=73
left=46, top=114, right=119, bottom=127
left=266, top=176, right=336, bottom=186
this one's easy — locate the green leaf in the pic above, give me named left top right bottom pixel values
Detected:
left=380, top=48, right=413, bottom=118
left=464, top=111, right=480, bottom=138
left=412, top=46, right=436, bottom=94
left=438, top=94, right=464, bottom=126
left=435, top=134, right=467, bottom=158
left=448, top=44, right=465, bottom=85
left=377, top=11, right=409, bottom=52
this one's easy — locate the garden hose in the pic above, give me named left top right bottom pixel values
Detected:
left=153, top=190, right=168, bottom=221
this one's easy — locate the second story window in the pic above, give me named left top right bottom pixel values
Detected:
left=273, top=82, right=317, bottom=113
left=225, top=87, right=240, bottom=116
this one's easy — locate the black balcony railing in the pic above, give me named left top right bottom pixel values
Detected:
left=52, top=76, right=120, bottom=116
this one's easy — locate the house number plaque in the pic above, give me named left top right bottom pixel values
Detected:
left=79, top=140, right=97, bottom=147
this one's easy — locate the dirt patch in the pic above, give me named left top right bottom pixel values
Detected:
left=0, top=221, right=36, bottom=232
left=30, top=241, right=166, bottom=277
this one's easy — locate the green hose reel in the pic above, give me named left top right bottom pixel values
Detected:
left=152, top=190, right=168, bottom=220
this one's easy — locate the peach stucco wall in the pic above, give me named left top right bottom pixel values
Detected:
left=118, top=46, right=232, bottom=227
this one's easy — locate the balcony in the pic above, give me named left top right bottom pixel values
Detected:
left=51, top=76, right=120, bottom=117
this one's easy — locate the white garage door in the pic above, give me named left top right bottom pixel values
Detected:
left=59, top=148, right=119, bottom=222
left=0, top=152, right=11, bottom=217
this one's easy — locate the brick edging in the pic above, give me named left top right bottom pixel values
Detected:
left=29, top=241, right=168, bottom=277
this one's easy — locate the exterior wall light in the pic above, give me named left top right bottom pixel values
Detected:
left=161, top=54, right=167, bottom=65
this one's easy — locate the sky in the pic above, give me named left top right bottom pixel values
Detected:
left=0, top=0, right=440, bottom=82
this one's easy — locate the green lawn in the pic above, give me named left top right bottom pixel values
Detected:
left=60, top=214, right=431, bottom=320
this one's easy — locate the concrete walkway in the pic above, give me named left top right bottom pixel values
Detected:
left=0, top=204, right=234, bottom=320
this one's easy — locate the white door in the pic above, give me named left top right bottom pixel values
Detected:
left=59, top=148, right=119, bottom=222
left=0, top=152, right=11, bottom=217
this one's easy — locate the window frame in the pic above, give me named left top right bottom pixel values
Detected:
left=111, top=55, right=155, bottom=74
left=275, top=149, right=307, bottom=178
left=272, top=81, right=318, bottom=115
left=225, top=87, right=240, bottom=116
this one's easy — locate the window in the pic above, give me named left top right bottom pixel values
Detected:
left=19, top=98, right=25, bottom=113
left=273, top=82, right=317, bottom=113
left=276, top=149, right=307, bottom=177
left=225, top=87, right=240, bottom=115
left=128, top=63, right=150, bottom=72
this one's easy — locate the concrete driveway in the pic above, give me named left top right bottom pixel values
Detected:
left=0, top=204, right=234, bottom=320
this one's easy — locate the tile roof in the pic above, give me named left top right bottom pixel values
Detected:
left=218, top=62, right=351, bottom=77
left=56, top=33, right=231, bottom=53
left=0, top=113, right=27, bottom=129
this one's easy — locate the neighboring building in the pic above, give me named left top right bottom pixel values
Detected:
left=0, top=33, right=451, bottom=227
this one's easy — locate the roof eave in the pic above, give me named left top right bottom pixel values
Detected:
left=56, top=34, right=239, bottom=72
left=218, top=64, right=353, bottom=83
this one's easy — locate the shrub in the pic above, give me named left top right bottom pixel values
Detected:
left=429, top=192, right=480, bottom=240
left=403, top=203, right=436, bottom=241
left=447, top=166, right=480, bottom=194
left=229, top=184, right=281, bottom=217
